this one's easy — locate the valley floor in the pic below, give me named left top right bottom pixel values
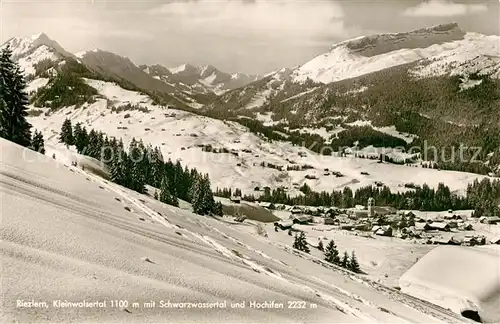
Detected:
left=0, top=139, right=469, bottom=323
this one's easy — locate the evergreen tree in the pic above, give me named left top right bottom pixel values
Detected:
left=59, top=118, right=74, bottom=145
left=317, top=240, right=324, bottom=251
left=30, top=129, right=45, bottom=154
left=154, top=191, right=159, bottom=200
left=73, top=123, right=88, bottom=153
left=160, top=176, right=179, bottom=207
left=214, top=201, right=223, bottom=216
left=150, top=146, right=164, bottom=188
left=110, top=149, right=126, bottom=185
left=128, top=138, right=146, bottom=193
left=191, top=173, right=216, bottom=215
left=292, top=231, right=310, bottom=253
left=0, top=45, right=32, bottom=146
left=341, top=251, right=350, bottom=269
left=324, top=240, right=340, bottom=264
left=349, top=251, right=361, bottom=273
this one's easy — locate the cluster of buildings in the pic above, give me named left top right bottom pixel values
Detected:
left=266, top=198, right=500, bottom=247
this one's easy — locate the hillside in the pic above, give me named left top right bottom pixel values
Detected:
left=205, top=23, right=500, bottom=175
left=0, top=138, right=469, bottom=323
left=26, top=77, right=492, bottom=198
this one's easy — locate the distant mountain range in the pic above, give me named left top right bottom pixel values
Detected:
left=140, top=63, right=261, bottom=96
left=1, top=33, right=261, bottom=109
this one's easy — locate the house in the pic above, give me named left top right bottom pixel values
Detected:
left=350, top=210, right=369, bottom=219
left=290, top=206, right=303, bottom=215
left=230, top=195, right=241, bottom=203
left=274, top=221, right=293, bottom=230
left=400, top=211, right=417, bottom=218
left=459, top=223, right=474, bottom=231
left=480, top=216, right=500, bottom=224
left=259, top=202, right=275, bottom=210
left=291, top=215, right=313, bottom=225
left=326, top=208, right=340, bottom=217
left=424, top=222, right=451, bottom=232
left=450, top=236, right=463, bottom=245
left=463, top=235, right=486, bottom=246
left=432, top=237, right=452, bottom=245
left=490, top=235, right=500, bottom=244
left=444, top=214, right=465, bottom=220
left=372, top=225, right=393, bottom=237
left=304, top=206, right=319, bottom=214
left=402, top=227, right=422, bottom=238
left=324, top=218, right=336, bottom=225
left=355, top=223, right=371, bottom=231
left=234, top=215, right=246, bottom=222
left=373, top=206, right=398, bottom=216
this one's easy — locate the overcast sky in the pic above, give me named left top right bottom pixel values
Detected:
left=1, top=0, right=498, bottom=74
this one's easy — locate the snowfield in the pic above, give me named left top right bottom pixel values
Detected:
left=0, top=139, right=468, bottom=323
left=27, top=78, right=492, bottom=197
left=400, top=245, right=500, bottom=323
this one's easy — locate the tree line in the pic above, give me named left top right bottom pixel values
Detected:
left=59, top=118, right=222, bottom=216
left=0, top=45, right=45, bottom=154
left=216, top=178, right=500, bottom=216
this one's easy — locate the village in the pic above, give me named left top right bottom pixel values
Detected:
left=227, top=195, right=500, bottom=247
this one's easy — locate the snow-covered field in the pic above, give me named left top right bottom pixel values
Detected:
left=27, top=78, right=493, bottom=197
left=0, top=139, right=470, bottom=323
left=400, top=245, right=500, bottom=323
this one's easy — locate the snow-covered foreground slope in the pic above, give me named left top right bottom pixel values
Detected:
left=400, top=245, right=500, bottom=323
left=0, top=139, right=467, bottom=323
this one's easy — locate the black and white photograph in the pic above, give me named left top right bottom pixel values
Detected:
left=1, top=0, right=499, bottom=323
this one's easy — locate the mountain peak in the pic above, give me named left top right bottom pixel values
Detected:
left=1, top=32, right=73, bottom=62
left=30, top=32, right=49, bottom=41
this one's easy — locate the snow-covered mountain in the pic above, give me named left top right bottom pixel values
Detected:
left=0, top=33, right=258, bottom=109
left=291, top=22, right=475, bottom=84
left=1, top=32, right=73, bottom=77
left=211, top=23, right=499, bottom=113
left=141, top=63, right=261, bottom=95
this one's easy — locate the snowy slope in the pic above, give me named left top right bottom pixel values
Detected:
left=0, top=138, right=468, bottom=323
left=27, top=78, right=491, bottom=197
